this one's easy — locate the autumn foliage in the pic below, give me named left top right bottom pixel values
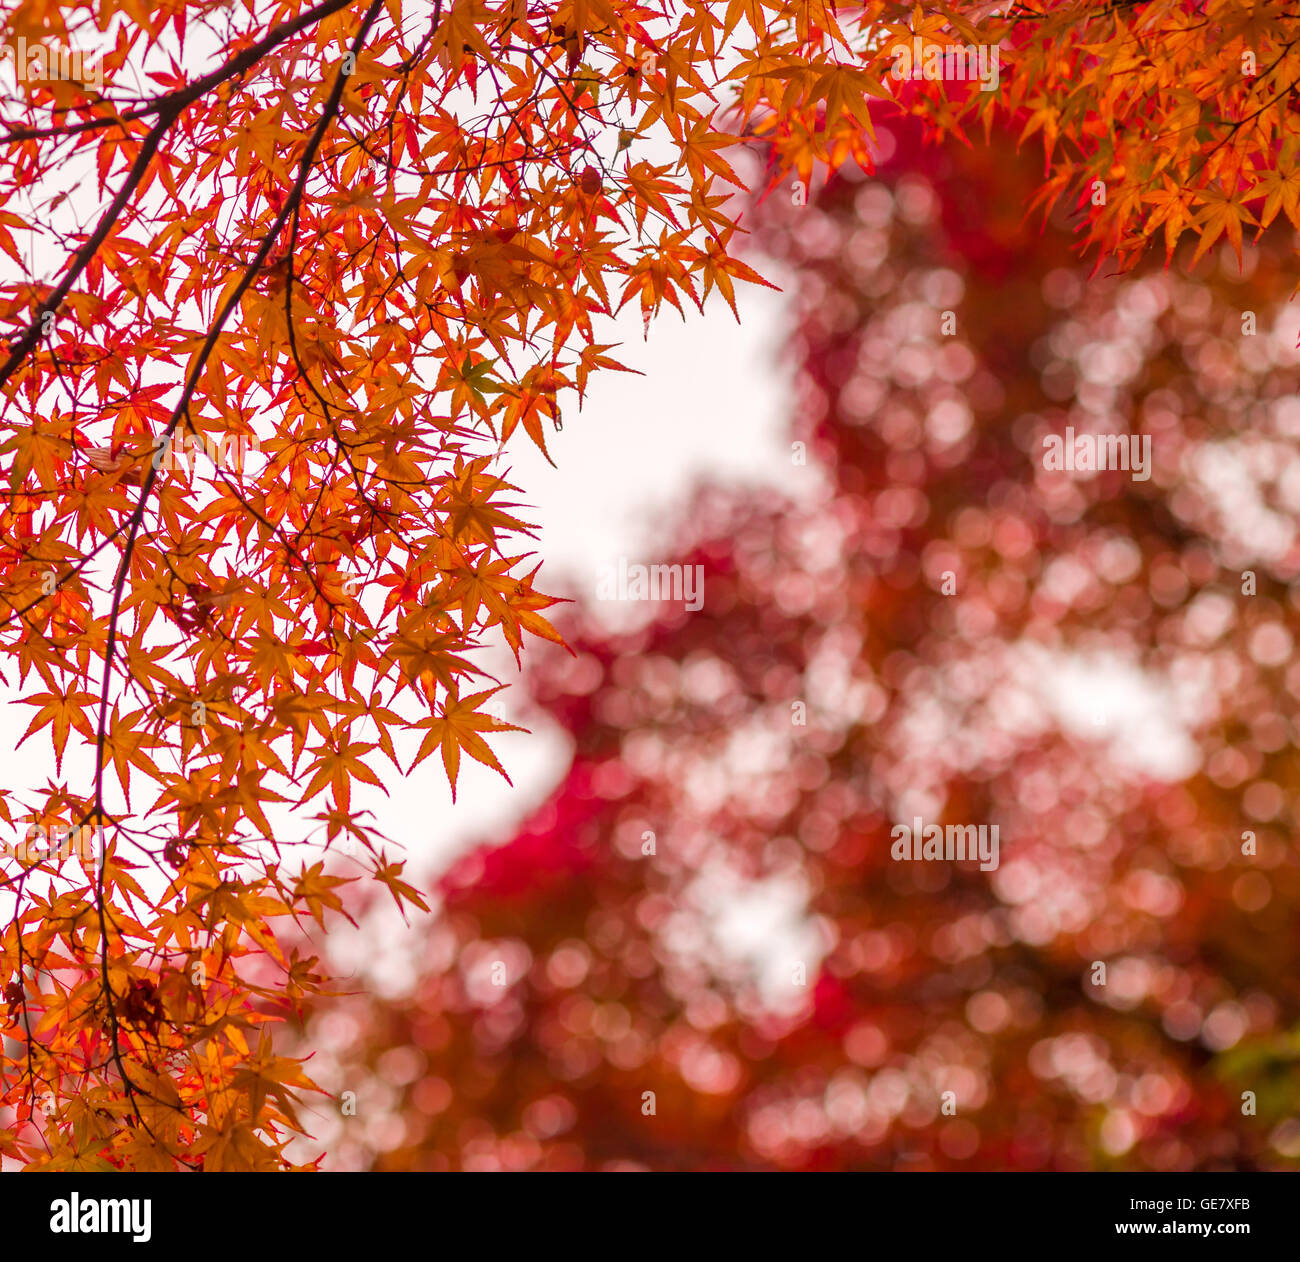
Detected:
left=1, top=0, right=1299, bottom=1170
left=316, top=116, right=1300, bottom=1170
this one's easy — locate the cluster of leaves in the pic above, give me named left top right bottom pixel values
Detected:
left=950, top=0, right=1300, bottom=275
left=0, top=0, right=937, bottom=1175
left=1, top=0, right=1298, bottom=1169
left=318, top=118, right=1300, bottom=1171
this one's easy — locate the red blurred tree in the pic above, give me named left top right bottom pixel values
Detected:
left=314, top=118, right=1300, bottom=1171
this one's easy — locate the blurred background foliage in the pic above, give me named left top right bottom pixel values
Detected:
left=297, top=117, right=1300, bottom=1171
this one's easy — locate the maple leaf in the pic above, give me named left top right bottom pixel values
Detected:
left=16, top=690, right=97, bottom=772
left=1189, top=186, right=1257, bottom=272
left=410, top=686, right=524, bottom=800
left=373, top=855, right=432, bottom=919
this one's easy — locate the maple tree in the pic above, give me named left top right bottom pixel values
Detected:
left=0, top=0, right=1298, bottom=1170
left=319, top=118, right=1300, bottom=1171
